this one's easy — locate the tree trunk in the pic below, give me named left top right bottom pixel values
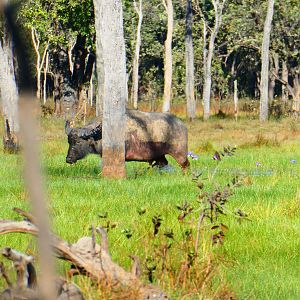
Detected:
left=234, top=79, right=238, bottom=121
left=31, top=28, right=49, bottom=101
left=185, top=0, right=196, bottom=121
left=260, top=0, right=275, bottom=122
left=53, top=73, right=62, bottom=115
left=203, top=0, right=225, bottom=120
left=255, top=72, right=261, bottom=98
left=291, top=71, right=300, bottom=112
left=0, top=24, right=19, bottom=152
left=43, top=51, right=49, bottom=104
left=162, top=0, right=173, bottom=113
left=281, top=60, right=288, bottom=103
left=95, top=35, right=104, bottom=117
left=72, top=35, right=88, bottom=91
left=268, top=52, right=278, bottom=101
left=131, top=0, right=143, bottom=110
left=94, top=0, right=127, bottom=178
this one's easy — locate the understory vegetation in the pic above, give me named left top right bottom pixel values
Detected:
left=0, top=107, right=300, bottom=299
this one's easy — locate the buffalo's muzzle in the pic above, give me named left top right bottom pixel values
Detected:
left=66, top=157, right=75, bottom=164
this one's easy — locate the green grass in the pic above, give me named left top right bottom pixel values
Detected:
left=0, top=116, right=300, bottom=299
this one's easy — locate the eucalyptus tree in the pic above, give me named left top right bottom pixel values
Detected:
left=198, top=0, right=226, bottom=120
left=260, top=0, right=275, bottom=122
left=185, top=0, right=196, bottom=120
left=131, top=0, right=143, bottom=109
left=162, top=0, right=174, bottom=112
left=94, top=0, right=127, bottom=178
left=0, top=5, right=19, bottom=152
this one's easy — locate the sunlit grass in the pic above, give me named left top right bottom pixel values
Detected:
left=0, top=114, right=300, bottom=299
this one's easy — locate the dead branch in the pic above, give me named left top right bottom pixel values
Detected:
left=130, top=255, right=142, bottom=278
left=95, top=226, right=109, bottom=255
left=2, top=247, right=36, bottom=289
left=0, top=262, right=12, bottom=287
left=0, top=209, right=170, bottom=299
left=0, top=247, right=84, bottom=300
left=13, top=207, right=37, bottom=224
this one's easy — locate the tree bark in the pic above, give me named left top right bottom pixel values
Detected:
left=94, top=0, right=127, bottom=178
left=43, top=51, right=49, bottom=104
left=0, top=22, right=19, bottom=152
left=162, top=0, right=173, bottom=113
left=131, top=0, right=143, bottom=110
left=185, top=0, right=196, bottom=121
left=281, top=60, right=288, bottom=103
left=72, top=35, right=88, bottom=91
left=291, top=70, right=300, bottom=112
left=234, top=79, right=238, bottom=121
left=268, top=52, right=278, bottom=101
left=260, top=0, right=275, bottom=122
left=51, top=49, right=77, bottom=117
left=202, top=0, right=225, bottom=120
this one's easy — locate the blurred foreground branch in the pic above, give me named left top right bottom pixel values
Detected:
left=0, top=208, right=169, bottom=300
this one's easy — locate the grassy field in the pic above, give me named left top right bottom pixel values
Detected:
left=0, top=112, right=300, bottom=299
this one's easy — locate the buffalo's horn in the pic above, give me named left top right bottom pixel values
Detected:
left=78, top=123, right=102, bottom=140
left=65, top=120, right=72, bottom=135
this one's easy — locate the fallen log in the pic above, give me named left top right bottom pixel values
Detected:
left=0, top=209, right=169, bottom=299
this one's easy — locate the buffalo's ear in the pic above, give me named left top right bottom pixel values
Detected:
left=65, top=120, right=72, bottom=135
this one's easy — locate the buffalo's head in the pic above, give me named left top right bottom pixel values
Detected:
left=65, top=120, right=102, bottom=164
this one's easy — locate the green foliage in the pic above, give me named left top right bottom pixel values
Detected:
left=16, top=0, right=300, bottom=102
left=20, top=0, right=95, bottom=47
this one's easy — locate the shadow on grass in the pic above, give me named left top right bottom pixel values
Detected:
left=46, top=163, right=100, bottom=180
left=46, top=157, right=183, bottom=181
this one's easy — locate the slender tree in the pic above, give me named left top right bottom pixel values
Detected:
left=162, top=0, right=173, bottom=113
left=131, top=0, right=143, bottom=109
left=260, top=0, right=275, bottom=122
left=185, top=0, right=196, bottom=120
left=94, top=0, right=127, bottom=178
left=31, top=28, right=48, bottom=100
left=202, top=0, right=226, bottom=120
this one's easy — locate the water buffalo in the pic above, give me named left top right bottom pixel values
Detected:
left=65, top=109, right=190, bottom=170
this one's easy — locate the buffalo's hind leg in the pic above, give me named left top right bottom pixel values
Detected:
left=149, top=155, right=168, bottom=168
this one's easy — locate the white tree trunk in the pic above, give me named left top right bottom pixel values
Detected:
left=43, top=51, right=49, bottom=104
left=202, top=19, right=207, bottom=88
left=0, top=30, right=19, bottom=137
left=203, top=0, right=225, bottom=120
left=131, top=0, right=143, bottom=110
left=260, top=0, right=275, bottom=122
left=162, top=0, right=173, bottom=113
left=89, top=64, right=94, bottom=107
left=185, top=0, right=196, bottom=120
left=31, top=28, right=48, bottom=101
left=234, top=79, right=238, bottom=121
left=94, top=0, right=127, bottom=178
